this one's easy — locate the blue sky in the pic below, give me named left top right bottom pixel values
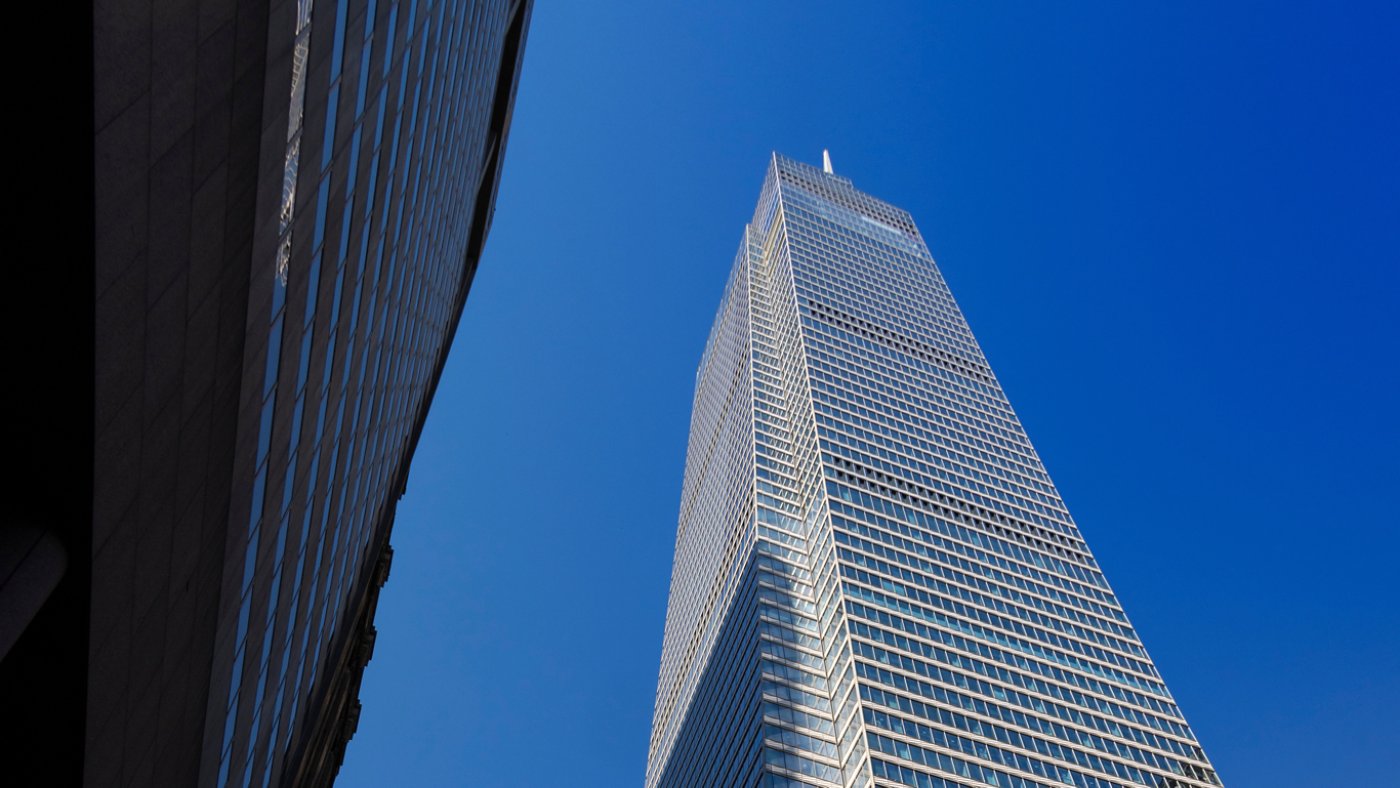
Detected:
left=339, top=3, right=1399, bottom=785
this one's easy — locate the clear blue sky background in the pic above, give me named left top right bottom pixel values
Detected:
left=339, top=2, right=1399, bottom=786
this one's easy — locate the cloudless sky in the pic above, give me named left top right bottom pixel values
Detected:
left=339, top=3, right=1399, bottom=786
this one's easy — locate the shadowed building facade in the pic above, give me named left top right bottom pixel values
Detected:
left=646, top=154, right=1223, bottom=788
left=1, top=1, right=530, bottom=785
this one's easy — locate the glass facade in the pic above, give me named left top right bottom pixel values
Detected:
left=206, top=1, right=531, bottom=785
left=647, top=154, right=1222, bottom=788
left=82, top=0, right=527, bottom=784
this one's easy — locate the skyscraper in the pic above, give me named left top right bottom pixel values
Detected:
left=3, top=1, right=530, bottom=785
left=647, top=153, right=1223, bottom=788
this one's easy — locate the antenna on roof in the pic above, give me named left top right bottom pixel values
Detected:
left=822, top=149, right=834, bottom=174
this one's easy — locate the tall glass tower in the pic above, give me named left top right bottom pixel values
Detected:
left=646, top=153, right=1222, bottom=788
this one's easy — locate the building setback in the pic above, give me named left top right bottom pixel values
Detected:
left=1, top=1, right=530, bottom=785
left=646, top=154, right=1223, bottom=788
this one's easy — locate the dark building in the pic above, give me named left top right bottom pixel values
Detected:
left=2, top=0, right=531, bottom=785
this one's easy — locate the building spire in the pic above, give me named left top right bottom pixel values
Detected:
left=822, top=149, right=834, bottom=174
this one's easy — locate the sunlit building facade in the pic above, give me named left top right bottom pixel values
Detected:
left=646, top=153, right=1222, bottom=788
